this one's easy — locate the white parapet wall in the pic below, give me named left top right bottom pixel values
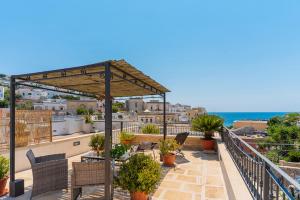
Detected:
left=2, top=132, right=103, bottom=172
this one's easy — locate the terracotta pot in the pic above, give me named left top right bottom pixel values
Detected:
left=130, top=191, right=148, bottom=200
left=163, top=153, right=176, bottom=166
left=0, top=177, right=8, bottom=197
left=201, top=139, right=215, bottom=150
left=121, top=140, right=131, bottom=145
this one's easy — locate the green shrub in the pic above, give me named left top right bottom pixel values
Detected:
left=266, top=150, right=280, bottom=164
left=111, top=144, right=127, bottom=159
left=116, top=154, right=161, bottom=194
left=159, top=139, right=180, bottom=156
left=192, top=114, right=224, bottom=139
left=285, top=151, right=300, bottom=162
left=89, top=134, right=105, bottom=152
left=142, top=124, right=160, bottom=134
left=120, top=132, right=135, bottom=142
left=0, top=155, right=9, bottom=179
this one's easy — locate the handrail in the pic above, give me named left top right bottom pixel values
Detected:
left=222, top=127, right=300, bottom=200
left=225, top=127, right=300, bottom=190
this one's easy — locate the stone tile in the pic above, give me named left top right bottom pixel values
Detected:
left=206, top=166, right=221, bottom=175
left=206, top=176, right=224, bottom=186
left=183, top=183, right=202, bottom=193
left=205, top=186, right=226, bottom=199
left=169, top=167, right=186, bottom=174
left=160, top=180, right=182, bottom=189
left=163, top=173, right=177, bottom=180
left=152, top=188, right=164, bottom=198
left=195, top=194, right=202, bottom=200
left=162, top=190, right=193, bottom=200
left=176, top=174, right=197, bottom=183
left=187, top=169, right=202, bottom=176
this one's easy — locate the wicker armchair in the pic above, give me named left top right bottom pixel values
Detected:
left=26, top=149, right=68, bottom=198
left=71, top=162, right=105, bottom=200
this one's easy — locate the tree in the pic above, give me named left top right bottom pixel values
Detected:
left=112, top=102, right=124, bottom=113
left=0, top=89, right=9, bottom=108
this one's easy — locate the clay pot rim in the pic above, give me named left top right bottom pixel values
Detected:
left=0, top=176, right=8, bottom=181
left=162, top=152, right=176, bottom=156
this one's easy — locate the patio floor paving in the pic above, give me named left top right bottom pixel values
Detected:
left=1, top=150, right=228, bottom=200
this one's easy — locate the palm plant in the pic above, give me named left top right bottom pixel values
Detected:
left=192, top=115, right=224, bottom=140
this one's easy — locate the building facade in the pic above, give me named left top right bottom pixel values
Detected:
left=125, top=98, right=145, bottom=113
left=33, top=99, right=67, bottom=115
left=145, top=100, right=170, bottom=113
left=137, top=112, right=179, bottom=124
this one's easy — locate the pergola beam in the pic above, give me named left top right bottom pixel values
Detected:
left=17, top=83, right=98, bottom=98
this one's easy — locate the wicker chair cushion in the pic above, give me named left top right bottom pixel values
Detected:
left=73, top=162, right=105, bottom=186
left=26, top=149, right=36, bottom=165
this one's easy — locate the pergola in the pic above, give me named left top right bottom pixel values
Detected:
left=9, top=59, right=170, bottom=199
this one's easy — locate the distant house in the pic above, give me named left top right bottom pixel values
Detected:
left=186, top=107, right=207, bottom=121
left=125, top=98, right=145, bottom=113
left=66, top=99, right=100, bottom=115
left=137, top=111, right=179, bottom=124
left=33, top=99, right=67, bottom=115
left=17, top=88, right=48, bottom=100
left=145, top=100, right=170, bottom=113
left=169, top=103, right=192, bottom=113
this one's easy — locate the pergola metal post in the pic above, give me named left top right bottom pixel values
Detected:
left=9, top=77, right=24, bottom=197
left=163, top=93, right=167, bottom=140
left=104, top=64, right=112, bottom=200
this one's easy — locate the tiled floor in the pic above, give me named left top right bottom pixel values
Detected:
left=1, top=151, right=228, bottom=200
left=152, top=151, right=227, bottom=200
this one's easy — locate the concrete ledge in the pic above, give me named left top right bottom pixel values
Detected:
left=131, top=134, right=203, bottom=150
left=217, top=139, right=252, bottom=200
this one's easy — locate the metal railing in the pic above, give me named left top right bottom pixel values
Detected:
left=221, top=127, right=300, bottom=200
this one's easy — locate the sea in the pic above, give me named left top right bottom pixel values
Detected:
left=208, top=112, right=288, bottom=127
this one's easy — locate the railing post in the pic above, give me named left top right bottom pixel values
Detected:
left=263, top=161, right=270, bottom=200
left=120, top=121, right=123, bottom=132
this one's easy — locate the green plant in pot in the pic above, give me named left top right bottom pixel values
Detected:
left=0, top=155, right=9, bottom=196
left=141, top=124, right=160, bottom=134
left=120, top=132, right=135, bottom=145
left=116, top=154, right=161, bottom=200
left=159, top=139, right=180, bottom=166
left=111, top=144, right=127, bottom=160
left=89, top=134, right=105, bottom=156
left=192, top=114, right=224, bottom=150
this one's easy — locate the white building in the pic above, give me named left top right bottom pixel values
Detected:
left=145, top=100, right=170, bottom=113
left=17, top=88, right=48, bottom=100
left=169, top=103, right=192, bottom=113
left=33, top=99, right=67, bottom=115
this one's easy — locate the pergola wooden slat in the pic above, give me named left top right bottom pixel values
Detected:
left=9, top=59, right=170, bottom=199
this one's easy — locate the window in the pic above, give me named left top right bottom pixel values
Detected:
left=150, top=119, right=152, bottom=123
left=146, top=119, right=148, bottom=123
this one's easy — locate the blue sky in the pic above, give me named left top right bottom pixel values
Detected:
left=0, top=0, right=300, bottom=112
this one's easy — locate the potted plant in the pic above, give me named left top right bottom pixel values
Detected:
left=120, top=132, right=135, bottom=145
left=0, top=155, right=9, bottom=197
left=111, top=144, right=128, bottom=160
left=159, top=139, right=180, bottom=166
left=89, top=134, right=105, bottom=156
left=83, top=113, right=95, bottom=133
left=116, top=154, right=161, bottom=200
left=192, top=114, right=224, bottom=150
left=141, top=124, right=160, bottom=134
